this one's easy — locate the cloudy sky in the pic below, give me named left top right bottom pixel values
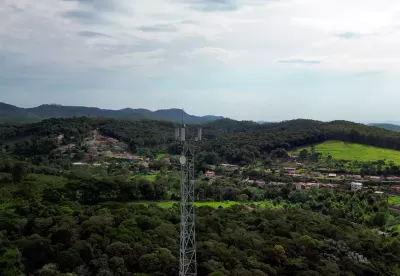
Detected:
left=1, top=0, right=400, bottom=121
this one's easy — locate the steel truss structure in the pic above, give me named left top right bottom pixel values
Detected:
left=176, top=125, right=201, bottom=276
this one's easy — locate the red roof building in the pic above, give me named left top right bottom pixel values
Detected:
left=205, top=170, right=215, bottom=177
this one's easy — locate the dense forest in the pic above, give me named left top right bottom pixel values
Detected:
left=1, top=163, right=400, bottom=275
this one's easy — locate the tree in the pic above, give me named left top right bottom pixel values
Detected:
left=0, top=248, right=24, bottom=276
left=11, top=162, right=28, bottom=183
left=33, top=263, right=61, bottom=276
left=238, top=194, right=249, bottom=202
left=299, top=149, right=309, bottom=160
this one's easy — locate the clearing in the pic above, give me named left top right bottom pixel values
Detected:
left=291, top=140, right=400, bottom=163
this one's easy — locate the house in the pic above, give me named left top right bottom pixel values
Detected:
left=391, top=186, right=400, bottom=192
left=374, top=191, right=384, bottom=197
left=243, top=178, right=255, bottom=185
left=163, top=157, right=171, bottom=164
left=386, top=176, right=400, bottom=181
left=57, top=134, right=64, bottom=145
left=205, top=170, right=215, bottom=177
left=295, top=182, right=303, bottom=190
left=320, top=183, right=344, bottom=189
left=100, top=150, right=112, bottom=156
left=295, top=182, right=319, bottom=190
left=72, top=162, right=88, bottom=166
left=287, top=173, right=302, bottom=178
left=220, top=164, right=239, bottom=170
left=351, top=175, right=362, bottom=180
left=369, top=176, right=381, bottom=181
left=290, top=154, right=299, bottom=159
left=284, top=167, right=296, bottom=174
left=254, top=180, right=266, bottom=186
left=351, top=182, right=363, bottom=191
left=328, top=173, right=337, bottom=178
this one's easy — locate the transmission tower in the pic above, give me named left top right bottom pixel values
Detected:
left=175, top=122, right=202, bottom=276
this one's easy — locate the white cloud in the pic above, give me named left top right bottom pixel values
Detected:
left=3, top=0, right=400, bottom=121
left=2, top=0, right=400, bottom=75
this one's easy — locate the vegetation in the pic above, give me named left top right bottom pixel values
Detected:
left=1, top=164, right=399, bottom=275
left=292, top=140, right=400, bottom=163
left=3, top=117, right=400, bottom=274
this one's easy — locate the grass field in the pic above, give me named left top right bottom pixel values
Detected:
left=291, top=140, right=400, bottom=163
left=129, top=200, right=285, bottom=209
left=389, top=196, right=400, bottom=206
left=155, top=153, right=167, bottom=160
left=130, top=171, right=161, bottom=181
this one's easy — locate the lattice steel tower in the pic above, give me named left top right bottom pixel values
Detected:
left=175, top=122, right=202, bottom=276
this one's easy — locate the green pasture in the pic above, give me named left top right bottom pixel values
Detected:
left=389, top=196, right=400, bottom=206
left=291, top=140, right=400, bottom=163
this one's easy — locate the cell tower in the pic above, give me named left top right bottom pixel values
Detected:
left=175, top=117, right=202, bottom=276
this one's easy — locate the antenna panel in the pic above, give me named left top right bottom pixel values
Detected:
left=180, top=128, right=186, bottom=141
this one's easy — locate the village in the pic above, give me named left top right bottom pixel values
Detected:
left=52, top=130, right=400, bottom=197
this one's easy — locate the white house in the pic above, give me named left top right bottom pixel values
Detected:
left=351, top=182, right=363, bottom=191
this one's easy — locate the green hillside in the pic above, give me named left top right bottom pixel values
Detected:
left=291, top=140, right=400, bottom=163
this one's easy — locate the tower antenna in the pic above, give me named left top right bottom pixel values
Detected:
left=175, top=115, right=202, bottom=276
left=182, top=108, right=184, bottom=127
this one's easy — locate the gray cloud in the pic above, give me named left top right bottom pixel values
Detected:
left=180, top=20, right=198, bottom=24
left=62, top=0, right=119, bottom=12
left=335, top=32, right=362, bottom=39
left=278, top=59, right=321, bottom=65
left=354, top=71, right=385, bottom=77
left=77, top=31, right=112, bottom=37
left=139, top=24, right=179, bottom=32
left=7, top=4, right=25, bottom=12
left=179, top=0, right=278, bottom=12
left=189, top=0, right=238, bottom=12
left=61, top=10, right=104, bottom=24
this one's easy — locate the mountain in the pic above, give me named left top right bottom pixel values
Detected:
left=0, top=102, right=224, bottom=124
left=0, top=102, right=41, bottom=123
left=369, top=123, right=400, bottom=132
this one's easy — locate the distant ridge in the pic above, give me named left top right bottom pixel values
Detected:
left=0, top=102, right=224, bottom=124
left=369, top=123, right=400, bottom=132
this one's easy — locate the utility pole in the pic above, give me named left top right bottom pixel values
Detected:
left=175, top=114, right=202, bottom=276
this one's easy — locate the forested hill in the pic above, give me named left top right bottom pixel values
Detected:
left=370, top=123, right=400, bottom=132
left=0, top=102, right=224, bottom=124
left=2, top=117, right=400, bottom=165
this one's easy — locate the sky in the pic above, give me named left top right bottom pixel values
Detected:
left=2, top=0, right=400, bottom=122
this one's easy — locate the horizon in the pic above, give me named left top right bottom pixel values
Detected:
left=2, top=0, right=400, bottom=122
left=3, top=100, right=400, bottom=125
